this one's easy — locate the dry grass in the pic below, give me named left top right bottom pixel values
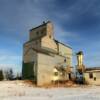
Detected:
left=21, top=80, right=36, bottom=87
left=20, top=80, right=90, bottom=88
left=39, top=80, right=78, bottom=88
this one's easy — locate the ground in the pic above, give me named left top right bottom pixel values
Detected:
left=0, top=81, right=100, bottom=100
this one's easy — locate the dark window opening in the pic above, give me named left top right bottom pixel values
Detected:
left=54, top=72, right=58, bottom=76
left=41, top=31, right=44, bottom=34
left=68, top=73, right=71, bottom=80
left=36, top=32, right=39, bottom=35
left=49, top=35, right=51, bottom=38
left=36, top=41, right=38, bottom=44
left=89, top=73, right=93, bottom=79
left=64, top=59, right=66, bottom=62
left=94, top=77, right=96, bottom=81
left=41, top=29, right=45, bottom=34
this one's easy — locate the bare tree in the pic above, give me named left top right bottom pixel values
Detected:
left=15, top=72, right=22, bottom=80
left=5, top=68, right=14, bottom=80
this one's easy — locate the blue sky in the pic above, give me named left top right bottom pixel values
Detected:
left=0, top=0, right=100, bottom=72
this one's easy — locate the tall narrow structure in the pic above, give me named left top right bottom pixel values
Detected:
left=22, top=21, right=72, bottom=85
left=76, top=51, right=85, bottom=73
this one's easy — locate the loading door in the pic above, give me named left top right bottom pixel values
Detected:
left=22, top=62, right=35, bottom=80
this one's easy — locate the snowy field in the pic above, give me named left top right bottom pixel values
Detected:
left=0, top=81, right=100, bottom=100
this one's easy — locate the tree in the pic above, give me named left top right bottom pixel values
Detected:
left=16, top=72, right=22, bottom=80
left=5, top=68, right=14, bottom=80
left=0, top=70, right=4, bottom=81
left=9, top=69, right=14, bottom=80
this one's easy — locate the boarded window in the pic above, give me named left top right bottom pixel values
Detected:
left=89, top=73, right=93, bottom=79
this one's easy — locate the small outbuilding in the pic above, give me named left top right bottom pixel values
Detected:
left=84, top=67, right=100, bottom=85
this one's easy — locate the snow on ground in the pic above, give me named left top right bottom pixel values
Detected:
left=0, top=81, right=100, bottom=100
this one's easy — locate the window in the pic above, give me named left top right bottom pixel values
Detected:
left=49, top=35, right=51, bottom=38
left=36, top=32, right=39, bottom=35
left=41, top=30, right=44, bottom=34
left=89, top=73, right=93, bottom=79
left=64, top=58, right=66, bottom=62
left=94, top=77, right=96, bottom=81
left=36, top=41, right=38, bottom=44
left=54, top=72, right=58, bottom=76
left=41, top=29, right=45, bottom=34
